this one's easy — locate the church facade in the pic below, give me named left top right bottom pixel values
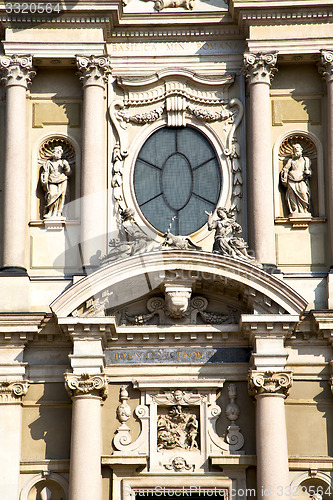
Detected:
left=0, top=1, right=333, bottom=499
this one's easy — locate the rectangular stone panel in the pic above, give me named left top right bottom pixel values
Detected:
left=33, top=102, right=81, bottom=128
left=272, top=98, right=321, bottom=126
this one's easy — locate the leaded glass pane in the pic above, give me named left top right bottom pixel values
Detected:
left=134, top=126, right=221, bottom=235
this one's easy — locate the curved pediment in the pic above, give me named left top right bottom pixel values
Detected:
left=50, top=251, right=307, bottom=320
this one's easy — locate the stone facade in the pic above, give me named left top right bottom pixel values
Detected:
left=0, top=1, right=333, bottom=499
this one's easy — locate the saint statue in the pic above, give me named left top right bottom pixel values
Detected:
left=280, top=143, right=311, bottom=216
left=40, top=145, right=71, bottom=219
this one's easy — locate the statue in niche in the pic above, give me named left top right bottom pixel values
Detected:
left=206, top=207, right=255, bottom=262
left=40, top=145, right=71, bottom=219
left=280, top=143, right=312, bottom=216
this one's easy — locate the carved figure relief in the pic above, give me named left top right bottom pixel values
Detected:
left=38, top=138, right=75, bottom=220
left=163, top=456, right=194, bottom=472
left=279, top=135, right=317, bottom=218
left=157, top=405, right=199, bottom=451
left=144, top=0, right=195, bottom=11
left=206, top=207, right=256, bottom=264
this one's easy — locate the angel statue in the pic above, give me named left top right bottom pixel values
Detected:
left=40, top=145, right=71, bottom=219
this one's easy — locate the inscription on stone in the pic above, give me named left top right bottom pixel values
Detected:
left=105, top=347, right=251, bottom=364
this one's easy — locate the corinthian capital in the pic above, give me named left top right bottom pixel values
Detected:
left=0, top=380, right=29, bottom=403
left=319, top=50, right=333, bottom=83
left=65, top=373, right=108, bottom=400
left=0, top=55, right=36, bottom=88
left=243, top=52, right=278, bottom=85
left=248, top=370, right=292, bottom=397
left=76, top=55, right=112, bottom=88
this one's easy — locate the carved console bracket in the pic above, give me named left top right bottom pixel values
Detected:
left=0, top=380, right=29, bottom=403
left=248, top=370, right=293, bottom=397
left=65, top=373, right=108, bottom=400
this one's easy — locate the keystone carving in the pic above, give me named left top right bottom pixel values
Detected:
left=0, top=380, right=29, bottom=403
left=248, top=370, right=293, bottom=397
left=65, top=373, right=108, bottom=400
left=319, top=50, right=333, bottom=83
left=0, top=55, right=36, bottom=88
left=76, top=55, right=112, bottom=87
left=243, top=52, right=278, bottom=85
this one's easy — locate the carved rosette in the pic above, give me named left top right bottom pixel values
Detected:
left=65, top=373, right=108, bottom=400
left=243, top=52, right=278, bottom=85
left=0, top=55, right=36, bottom=88
left=0, top=380, right=29, bottom=403
left=248, top=370, right=293, bottom=397
left=76, top=55, right=112, bottom=88
left=319, top=50, right=333, bottom=83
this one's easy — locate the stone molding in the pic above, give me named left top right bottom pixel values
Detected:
left=0, top=380, right=29, bottom=403
left=65, top=373, right=108, bottom=400
left=319, top=50, right=333, bottom=83
left=0, top=55, right=36, bottom=88
left=248, top=370, right=293, bottom=397
left=76, top=55, right=112, bottom=88
left=243, top=52, right=278, bottom=85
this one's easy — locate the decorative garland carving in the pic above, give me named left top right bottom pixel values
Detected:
left=0, top=380, right=29, bottom=403
left=65, top=373, right=108, bottom=400
left=150, top=390, right=205, bottom=405
left=248, top=371, right=293, bottom=397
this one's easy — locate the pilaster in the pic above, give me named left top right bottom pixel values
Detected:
left=243, top=52, right=277, bottom=266
left=76, top=55, right=112, bottom=269
left=319, top=50, right=333, bottom=268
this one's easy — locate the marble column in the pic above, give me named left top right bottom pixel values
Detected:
left=65, top=373, right=108, bottom=500
left=319, top=50, right=333, bottom=269
left=76, top=55, right=112, bottom=270
left=0, top=55, right=36, bottom=273
left=0, top=380, right=28, bottom=499
left=249, top=371, right=292, bottom=500
left=243, top=52, right=278, bottom=267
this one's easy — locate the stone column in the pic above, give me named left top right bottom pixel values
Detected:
left=243, top=52, right=278, bottom=267
left=76, top=56, right=112, bottom=270
left=0, top=55, right=35, bottom=273
left=0, top=380, right=28, bottom=498
left=319, top=50, right=333, bottom=269
left=249, top=371, right=292, bottom=500
left=65, top=373, right=108, bottom=500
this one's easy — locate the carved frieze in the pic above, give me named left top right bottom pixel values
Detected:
left=76, top=55, right=112, bottom=87
left=0, top=55, right=36, bottom=88
left=0, top=380, right=29, bottom=403
left=157, top=405, right=199, bottom=451
left=243, top=52, right=278, bottom=85
left=248, top=370, right=293, bottom=397
left=65, top=373, right=108, bottom=400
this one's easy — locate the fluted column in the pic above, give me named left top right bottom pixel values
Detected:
left=0, top=380, right=28, bottom=498
left=249, top=371, right=292, bottom=500
left=0, top=55, right=35, bottom=273
left=319, top=50, right=333, bottom=268
left=76, top=56, right=112, bottom=270
left=243, top=52, right=278, bottom=266
left=65, top=373, right=108, bottom=500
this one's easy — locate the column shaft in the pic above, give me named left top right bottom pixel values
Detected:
left=327, top=79, right=333, bottom=266
left=256, top=394, right=289, bottom=499
left=69, top=395, right=102, bottom=500
left=243, top=52, right=277, bottom=266
left=76, top=56, right=111, bottom=269
left=0, top=55, right=35, bottom=271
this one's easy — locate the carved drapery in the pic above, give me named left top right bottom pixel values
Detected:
left=65, top=373, right=108, bottom=400
left=243, top=52, right=278, bottom=85
left=76, top=55, right=112, bottom=88
left=0, top=380, right=29, bottom=403
left=0, top=55, right=36, bottom=88
left=248, top=370, right=293, bottom=397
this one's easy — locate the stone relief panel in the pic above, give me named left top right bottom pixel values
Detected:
left=157, top=405, right=199, bottom=451
left=37, top=137, right=76, bottom=221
